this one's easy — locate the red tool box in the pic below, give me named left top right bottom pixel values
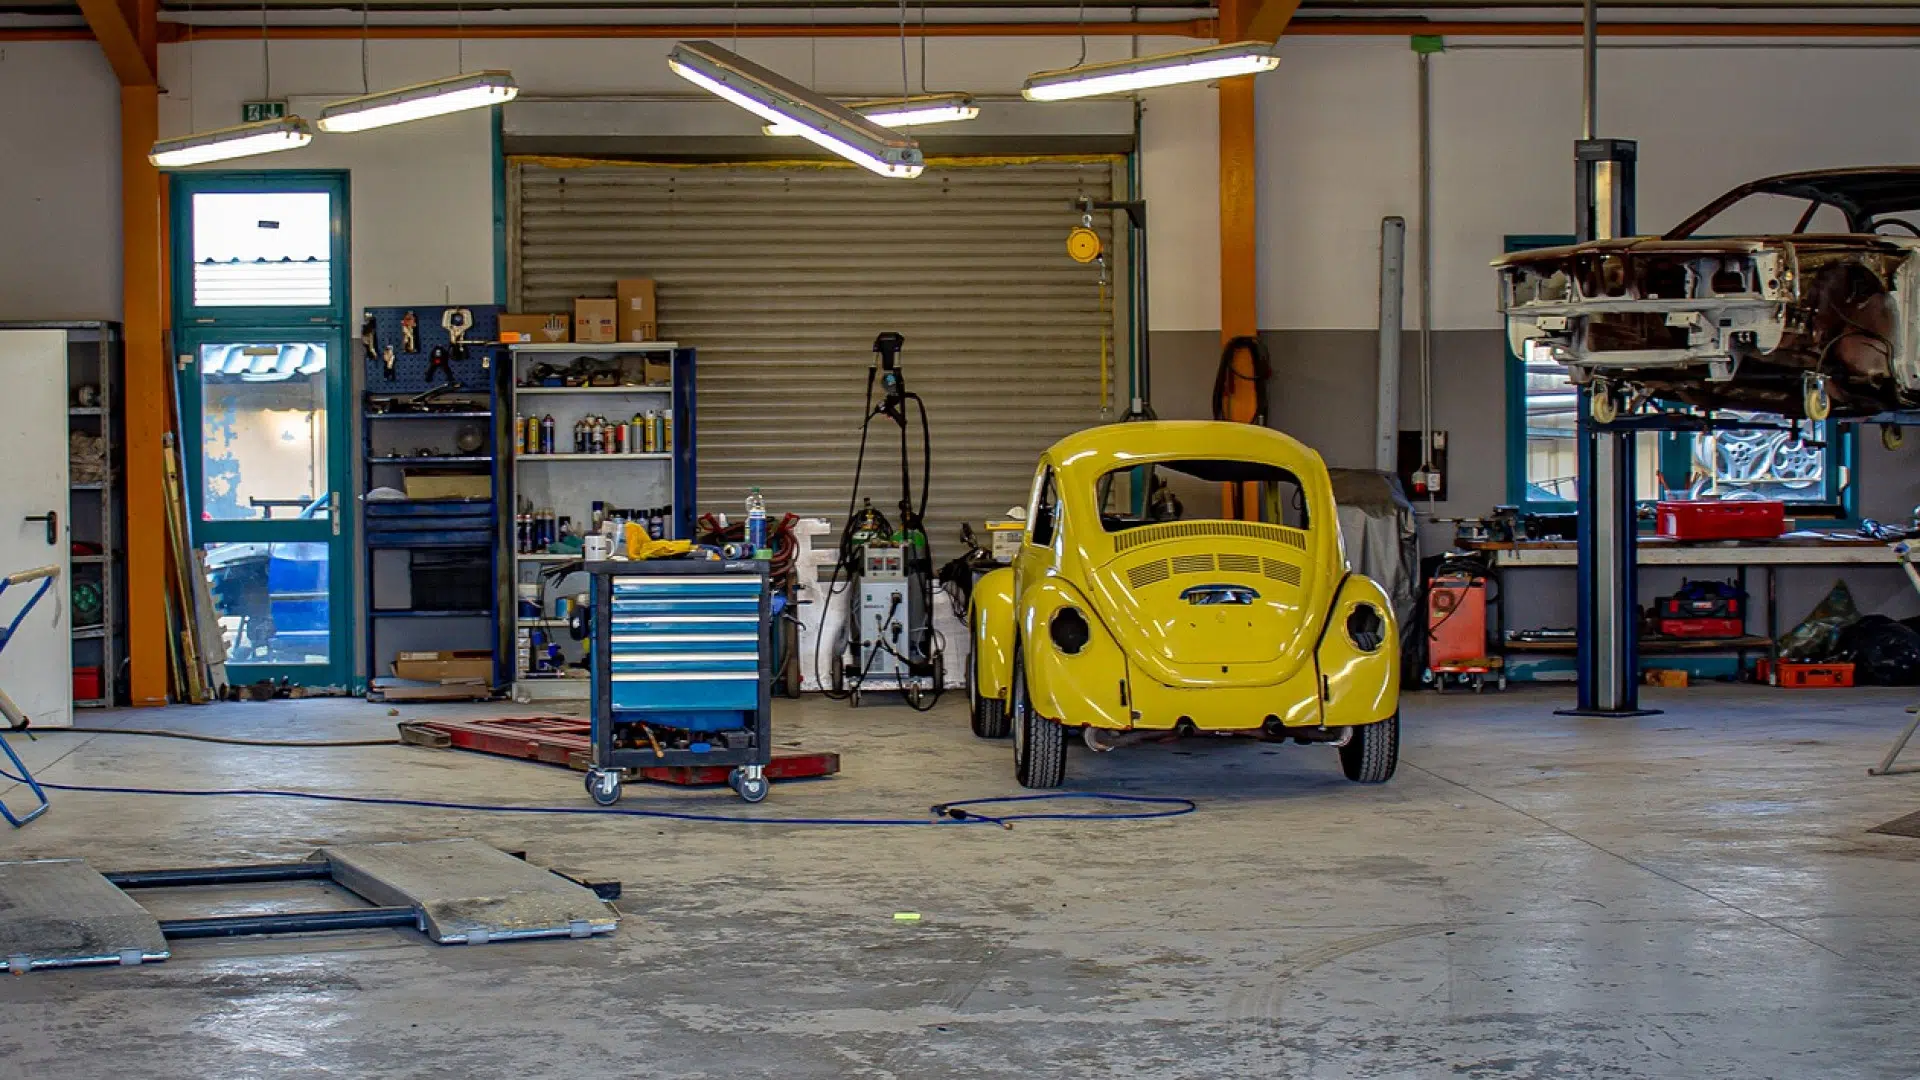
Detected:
left=1656, top=500, right=1786, bottom=541
left=1655, top=579, right=1746, bottom=638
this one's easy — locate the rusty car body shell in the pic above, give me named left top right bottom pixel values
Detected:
left=1494, top=167, right=1920, bottom=418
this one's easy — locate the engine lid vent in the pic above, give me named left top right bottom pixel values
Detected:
left=1126, top=559, right=1171, bottom=589
left=1262, top=557, right=1303, bottom=587
left=1170, top=554, right=1216, bottom=576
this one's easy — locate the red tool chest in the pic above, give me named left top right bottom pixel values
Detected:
left=1656, top=500, right=1786, bottom=541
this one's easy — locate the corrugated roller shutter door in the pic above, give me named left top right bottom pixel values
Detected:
left=512, top=161, right=1118, bottom=532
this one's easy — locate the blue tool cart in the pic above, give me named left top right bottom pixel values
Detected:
left=584, top=558, right=772, bottom=804
left=361, top=304, right=510, bottom=697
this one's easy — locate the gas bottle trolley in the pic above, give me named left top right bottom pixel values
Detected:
left=583, top=558, right=774, bottom=804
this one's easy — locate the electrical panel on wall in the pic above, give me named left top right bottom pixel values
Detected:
left=1398, top=429, right=1448, bottom=501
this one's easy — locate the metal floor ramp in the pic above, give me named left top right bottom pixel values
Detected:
left=0, top=839, right=619, bottom=972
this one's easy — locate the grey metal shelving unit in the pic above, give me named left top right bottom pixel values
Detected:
left=0, top=321, right=126, bottom=707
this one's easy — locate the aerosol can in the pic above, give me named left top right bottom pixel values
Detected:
left=747, top=488, right=768, bottom=559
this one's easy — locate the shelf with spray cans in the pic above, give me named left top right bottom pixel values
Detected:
left=502, top=343, right=697, bottom=697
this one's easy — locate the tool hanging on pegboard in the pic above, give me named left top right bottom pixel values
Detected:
left=362, top=305, right=504, bottom=393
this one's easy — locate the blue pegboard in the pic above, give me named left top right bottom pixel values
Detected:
left=362, top=304, right=504, bottom=393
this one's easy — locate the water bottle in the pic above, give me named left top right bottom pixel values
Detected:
left=747, top=488, right=768, bottom=559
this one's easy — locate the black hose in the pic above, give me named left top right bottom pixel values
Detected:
left=1211, top=335, right=1272, bottom=426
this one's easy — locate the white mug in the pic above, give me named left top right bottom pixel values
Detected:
left=583, top=535, right=614, bottom=561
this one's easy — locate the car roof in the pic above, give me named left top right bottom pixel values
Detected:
left=1043, top=420, right=1322, bottom=477
left=1669, top=166, right=1920, bottom=236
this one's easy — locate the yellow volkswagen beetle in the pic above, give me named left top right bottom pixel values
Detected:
left=968, top=421, right=1400, bottom=788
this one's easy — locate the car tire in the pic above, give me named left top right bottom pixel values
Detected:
left=1340, top=712, right=1399, bottom=784
left=969, top=638, right=1009, bottom=739
left=1011, top=647, right=1066, bottom=789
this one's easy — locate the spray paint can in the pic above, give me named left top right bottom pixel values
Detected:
left=538, top=414, right=554, bottom=455
left=661, top=412, right=672, bottom=452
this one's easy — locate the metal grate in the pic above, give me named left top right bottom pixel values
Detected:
left=1262, top=558, right=1303, bottom=587
left=1113, top=520, right=1311, bottom=552
left=1125, top=559, right=1170, bottom=589
left=1170, top=554, right=1215, bottom=575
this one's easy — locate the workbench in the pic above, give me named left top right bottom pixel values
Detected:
left=1468, top=538, right=1897, bottom=676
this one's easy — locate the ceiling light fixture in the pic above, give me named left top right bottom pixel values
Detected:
left=151, top=0, right=313, bottom=166
left=318, top=71, right=519, bottom=132
left=668, top=41, right=924, bottom=179
left=763, top=92, right=978, bottom=135
left=1021, top=40, right=1281, bottom=102
left=149, top=117, right=315, bottom=168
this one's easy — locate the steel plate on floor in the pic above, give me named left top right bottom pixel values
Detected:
left=315, top=839, right=617, bottom=944
left=0, top=859, right=168, bottom=971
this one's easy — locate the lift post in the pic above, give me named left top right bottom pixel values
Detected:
left=1564, top=137, right=1657, bottom=717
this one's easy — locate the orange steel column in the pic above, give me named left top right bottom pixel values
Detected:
left=1218, top=0, right=1261, bottom=517
left=118, top=0, right=169, bottom=705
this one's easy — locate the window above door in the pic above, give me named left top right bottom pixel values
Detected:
left=172, top=173, right=349, bottom=328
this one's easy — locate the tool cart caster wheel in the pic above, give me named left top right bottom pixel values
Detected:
left=729, top=768, right=769, bottom=803
left=586, top=769, right=622, bottom=807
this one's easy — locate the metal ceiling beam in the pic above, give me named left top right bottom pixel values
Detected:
left=74, top=0, right=154, bottom=83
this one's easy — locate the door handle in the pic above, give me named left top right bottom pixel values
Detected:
left=23, top=511, right=56, bottom=546
left=331, top=492, right=340, bottom=537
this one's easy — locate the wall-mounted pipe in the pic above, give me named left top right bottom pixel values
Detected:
left=160, top=19, right=1214, bottom=41
left=1375, top=216, right=1406, bottom=474
left=1415, top=46, right=1435, bottom=504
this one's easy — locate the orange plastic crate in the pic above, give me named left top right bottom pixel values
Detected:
left=1758, top=659, right=1854, bottom=688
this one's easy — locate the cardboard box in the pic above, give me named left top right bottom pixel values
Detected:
left=574, top=298, right=617, bottom=344
left=404, top=474, right=492, bottom=500
left=617, top=278, right=657, bottom=341
left=1643, top=669, right=1690, bottom=688
left=392, top=650, right=494, bottom=683
left=644, top=355, right=672, bottom=386
left=498, top=313, right=569, bottom=344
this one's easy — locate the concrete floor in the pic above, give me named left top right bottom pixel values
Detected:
left=1, top=685, right=1919, bottom=1077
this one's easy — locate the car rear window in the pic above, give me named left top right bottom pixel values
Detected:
left=1096, top=459, right=1309, bottom=532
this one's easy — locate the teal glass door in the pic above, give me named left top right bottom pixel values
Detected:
left=173, top=172, right=352, bottom=688
left=179, top=332, right=352, bottom=685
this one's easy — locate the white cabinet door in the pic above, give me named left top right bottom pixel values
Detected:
left=0, top=331, right=72, bottom=728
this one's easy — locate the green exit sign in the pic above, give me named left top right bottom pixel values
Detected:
left=242, top=100, right=287, bottom=123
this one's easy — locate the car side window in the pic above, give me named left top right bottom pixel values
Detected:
left=1028, top=468, right=1058, bottom=547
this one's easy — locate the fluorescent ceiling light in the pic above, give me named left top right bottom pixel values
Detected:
left=1021, top=40, right=1281, bottom=102
left=317, top=71, right=519, bottom=133
left=763, top=92, right=979, bottom=136
left=148, top=117, right=315, bottom=168
left=668, top=41, right=924, bottom=179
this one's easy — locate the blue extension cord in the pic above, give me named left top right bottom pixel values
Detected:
left=0, top=767, right=1195, bottom=829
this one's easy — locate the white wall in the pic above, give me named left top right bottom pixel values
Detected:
left=1256, top=39, right=1920, bottom=331
left=0, top=43, right=122, bottom=320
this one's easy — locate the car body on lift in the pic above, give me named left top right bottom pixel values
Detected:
left=1494, top=166, right=1920, bottom=426
left=967, top=421, right=1401, bottom=789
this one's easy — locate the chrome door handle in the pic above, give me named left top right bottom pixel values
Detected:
left=23, top=511, right=56, bottom=546
left=331, top=492, right=341, bottom=536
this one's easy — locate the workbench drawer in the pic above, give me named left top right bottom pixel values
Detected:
left=612, top=672, right=759, bottom=711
